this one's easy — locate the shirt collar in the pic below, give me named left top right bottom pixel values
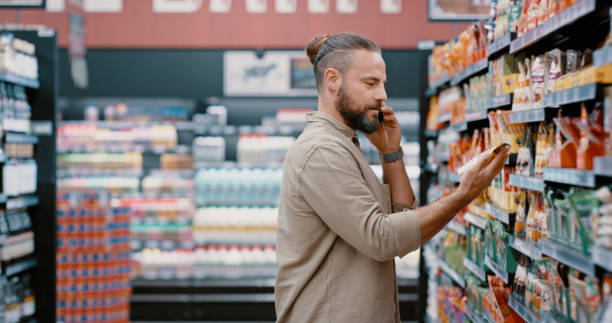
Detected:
left=306, top=111, right=357, bottom=139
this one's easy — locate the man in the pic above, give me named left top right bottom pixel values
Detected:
left=275, top=33, right=509, bottom=323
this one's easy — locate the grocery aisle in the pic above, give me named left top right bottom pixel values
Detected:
left=423, top=1, right=612, bottom=322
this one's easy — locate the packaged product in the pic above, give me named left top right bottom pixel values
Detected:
left=516, top=127, right=534, bottom=176
left=546, top=49, right=564, bottom=94
left=526, top=0, right=540, bottom=33
left=509, top=0, right=524, bottom=34
left=576, top=104, right=605, bottom=170
left=569, top=190, right=599, bottom=255
left=535, top=122, right=554, bottom=176
left=515, top=190, right=528, bottom=236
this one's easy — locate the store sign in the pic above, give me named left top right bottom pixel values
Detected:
left=224, top=51, right=316, bottom=97
left=428, top=0, right=491, bottom=21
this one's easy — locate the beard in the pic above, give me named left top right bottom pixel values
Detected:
left=335, top=85, right=381, bottom=134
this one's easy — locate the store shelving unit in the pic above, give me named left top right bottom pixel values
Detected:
left=508, top=174, right=545, bottom=192
left=1, top=28, right=59, bottom=322
left=538, top=239, right=596, bottom=277
left=421, top=1, right=612, bottom=322
left=509, top=0, right=598, bottom=54
left=463, top=257, right=486, bottom=282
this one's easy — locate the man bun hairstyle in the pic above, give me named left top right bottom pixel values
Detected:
left=305, top=33, right=380, bottom=89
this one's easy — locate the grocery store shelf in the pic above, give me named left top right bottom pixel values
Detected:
left=594, top=156, right=612, bottom=177
left=5, top=132, right=39, bottom=144
left=425, top=87, right=436, bottom=98
left=543, top=83, right=597, bottom=107
left=437, top=113, right=451, bottom=124
left=424, top=163, right=438, bottom=174
left=538, top=239, right=595, bottom=276
left=448, top=171, right=461, bottom=184
left=484, top=203, right=514, bottom=225
left=484, top=256, right=509, bottom=284
left=0, top=71, right=39, bottom=89
left=466, top=306, right=493, bottom=323
left=509, top=107, right=557, bottom=124
left=437, top=256, right=466, bottom=288
left=434, top=151, right=449, bottom=162
left=509, top=236, right=542, bottom=259
left=6, top=195, right=39, bottom=210
left=194, top=161, right=283, bottom=170
left=463, top=257, right=486, bottom=282
left=508, top=295, right=541, bottom=323
left=594, top=44, right=612, bottom=67
left=451, top=58, right=488, bottom=86
left=424, top=129, right=438, bottom=138
left=133, top=278, right=276, bottom=288
left=5, top=257, right=37, bottom=277
left=447, top=220, right=466, bottom=235
left=509, top=174, right=545, bottom=192
left=56, top=168, right=144, bottom=178
left=487, top=94, right=513, bottom=109
left=465, top=212, right=488, bottom=230
left=449, top=121, right=467, bottom=132
left=592, top=246, right=612, bottom=272
left=509, top=0, right=597, bottom=54
left=428, top=75, right=452, bottom=94
left=465, top=110, right=489, bottom=122
left=487, top=33, right=513, bottom=58
left=57, top=144, right=190, bottom=154
left=543, top=167, right=595, bottom=187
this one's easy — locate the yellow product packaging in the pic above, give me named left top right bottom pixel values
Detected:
left=503, top=73, right=518, bottom=94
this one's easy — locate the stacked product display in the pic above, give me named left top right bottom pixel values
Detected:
left=56, top=190, right=132, bottom=323
left=424, top=2, right=612, bottom=323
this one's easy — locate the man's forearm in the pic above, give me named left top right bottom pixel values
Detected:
left=381, top=158, right=415, bottom=207
left=415, top=191, right=470, bottom=245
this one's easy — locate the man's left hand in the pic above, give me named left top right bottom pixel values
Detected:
left=365, top=104, right=401, bottom=155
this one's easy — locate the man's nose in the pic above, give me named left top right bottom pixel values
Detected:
left=375, top=84, right=387, bottom=102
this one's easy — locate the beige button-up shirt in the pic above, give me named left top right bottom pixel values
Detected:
left=275, top=111, right=421, bottom=323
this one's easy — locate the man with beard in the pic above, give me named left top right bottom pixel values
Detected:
left=274, top=33, right=509, bottom=323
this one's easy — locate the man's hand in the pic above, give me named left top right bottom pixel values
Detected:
left=365, top=104, right=401, bottom=155
left=457, top=145, right=511, bottom=202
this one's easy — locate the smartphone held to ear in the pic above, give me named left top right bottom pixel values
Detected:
left=457, top=143, right=510, bottom=176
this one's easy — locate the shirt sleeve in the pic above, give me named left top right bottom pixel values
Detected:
left=298, top=144, right=421, bottom=262
left=392, top=196, right=418, bottom=213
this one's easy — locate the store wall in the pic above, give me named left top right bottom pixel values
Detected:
left=58, top=49, right=429, bottom=100
left=0, top=1, right=467, bottom=49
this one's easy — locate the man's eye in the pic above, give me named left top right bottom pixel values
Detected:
left=366, top=82, right=375, bottom=86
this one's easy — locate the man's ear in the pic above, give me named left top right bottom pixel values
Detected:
left=323, top=67, right=341, bottom=92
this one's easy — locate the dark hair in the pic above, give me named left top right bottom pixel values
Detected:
left=306, top=33, right=380, bottom=88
